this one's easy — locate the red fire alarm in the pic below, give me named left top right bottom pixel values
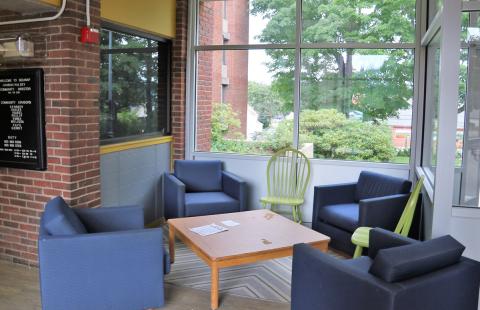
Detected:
left=80, top=26, right=100, bottom=44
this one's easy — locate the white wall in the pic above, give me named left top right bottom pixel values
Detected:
left=193, top=152, right=410, bottom=222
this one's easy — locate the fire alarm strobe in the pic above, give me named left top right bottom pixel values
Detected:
left=80, top=26, right=99, bottom=44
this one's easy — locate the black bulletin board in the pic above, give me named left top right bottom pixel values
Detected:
left=0, top=68, right=46, bottom=170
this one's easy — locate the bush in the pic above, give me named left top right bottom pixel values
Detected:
left=211, top=104, right=396, bottom=162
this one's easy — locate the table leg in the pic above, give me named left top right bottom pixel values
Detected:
left=211, top=263, right=219, bottom=310
left=169, top=225, right=175, bottom=264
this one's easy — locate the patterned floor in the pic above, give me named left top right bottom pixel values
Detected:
left=165, top=238, right=344, bottom=303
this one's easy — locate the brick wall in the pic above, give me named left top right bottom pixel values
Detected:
left=171, top=0, right=188, bottom=160
left=195, top=1, right=250, bottom=152
left=196, top=1, right=214, bottom=152
left=0, top=0, right=101, bottom=267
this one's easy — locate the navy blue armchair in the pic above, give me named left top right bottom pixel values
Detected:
left=38, top=196, right=169, bottom=310
left=292, top=228, right=480, bottom=310
left=163, top=160, right=247, bottom=219
left=312, top=171, right=412, bottom=255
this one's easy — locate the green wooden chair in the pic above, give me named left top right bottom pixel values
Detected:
left=351, top=176, right=424, bottom=258
left=260, top=147, right=311, bottom=223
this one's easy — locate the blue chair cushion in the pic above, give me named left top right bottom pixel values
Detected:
left=317, top=203, right=359, bottom=233
left=344, top=256, right=373, bottom=273
left=185, top=192, right=240, bottom=217
left=43, top=196, right=87, bottom=235
left=174, top=160, right=223, bottom=192
left=354, top=171, right=411, bottom=202
left=369, top=235, right=465, bottom=283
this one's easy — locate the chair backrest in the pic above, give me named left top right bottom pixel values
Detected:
left=355, top=171, right=412, bottom=202
left=266, top=148, right=311, bottom=199
left=41, top=196, right=87, bottom=236
left=394, top=176, right=424, bottom=236
left=174, top=160, right=223, bottom=192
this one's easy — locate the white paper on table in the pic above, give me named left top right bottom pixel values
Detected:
left=189, top=223, right=228, bottom=236
left=221, top=220, right=240, bottom=227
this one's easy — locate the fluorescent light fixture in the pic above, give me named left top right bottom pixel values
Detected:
left=0, top=35, right=34, bottom=58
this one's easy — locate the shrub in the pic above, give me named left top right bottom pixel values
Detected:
left=210, top=104, right=396, bottom=162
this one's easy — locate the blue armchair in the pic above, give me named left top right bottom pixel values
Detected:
left=312, top=171, right=412, bottom=255
left=38, top=196, right=169, bottom=310
left=291, top=228, right=480, bottom=310
left=163, top=160, right=247, bottom=219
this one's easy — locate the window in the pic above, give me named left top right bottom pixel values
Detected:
left=100, top=29, right=171, bottom=143
left=193, top=0, right=417, bottom=163
left=422, top=33, right=441, bottom=180
left=453, top=11, right=480, bottom=208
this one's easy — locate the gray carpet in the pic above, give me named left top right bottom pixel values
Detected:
left=164, top=237, right=345, bottom=303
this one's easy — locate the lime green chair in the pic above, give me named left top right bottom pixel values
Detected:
left=351, top=176, right=424, bottom=258
left=260, top=148, right=311, bottom=223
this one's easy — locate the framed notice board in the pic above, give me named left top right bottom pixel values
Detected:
left=0, top=68, right=46, bottom=170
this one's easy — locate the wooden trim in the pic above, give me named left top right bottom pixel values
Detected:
left=100, top=136, right=173, bottom=155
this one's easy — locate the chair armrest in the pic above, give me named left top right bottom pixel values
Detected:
left=222, top=171, right=247, bottom=211
left=368, top=228, right=418, bottom=259
left=38, top=228, right=166, bottom=308
left=312, top=183, right=357, bottom=222
left=292, top=243, right=399, bottom=310
left=74, top=205, right=144, bottom=233
left=394, top=257, right=480, bottom=310
left=163, top=173, right=186, bottom=219
left=358, top=194, right=410, bottom=230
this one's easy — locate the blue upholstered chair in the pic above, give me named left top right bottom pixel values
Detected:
left=38, top=196, right=169, bottom=310
left=163, top=160, right=247, bottom=219
left=291, top=228, right=480, bottom=310
left=312, top=171, right=412, bottom=255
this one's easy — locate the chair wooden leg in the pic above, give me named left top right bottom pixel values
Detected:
left=353, top=245, right=363, bottom=258
left=292, top=205, right=298, bottom=223
left=296, top=205, right=303, bottom=224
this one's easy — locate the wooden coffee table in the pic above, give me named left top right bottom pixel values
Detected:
left=167, top=209, right=330, bottom=309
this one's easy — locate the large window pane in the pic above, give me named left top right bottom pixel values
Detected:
left=422, top=33, right=441, bottom=178
left=195, top=50, right=294, bottom=154
left=300, top=49, right=414, bottom=163
left=100, top=29, right=170, bottom=142
left=428, top=0, right=443, bottom=25
left=302, top=0, right=416, bottom=44
left=454, top=11, right=480, bottom=207
left=198, top=0, right=296, bottom=46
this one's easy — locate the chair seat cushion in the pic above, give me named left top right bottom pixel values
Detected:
left=369, top=235, right=466, bottom=283
left=344, top=256, right=373, bottom=273
left=185, top=192, right=240, bottom=217
left=43, top=196, right=87, bottom=235
left=351, top=226, right=373, bottom=248
left=317, top=203, right=359, bottom=232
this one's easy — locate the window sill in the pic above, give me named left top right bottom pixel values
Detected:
left=193, top=151, right=410, bottom=170
left=100, top=135, right=173, bottom=155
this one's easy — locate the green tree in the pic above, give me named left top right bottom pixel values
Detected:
left=251, top=0, right=416, bottom=122
left=100, top=30, right=159, bottom=139
left=248, top=81, right=284, bottom=128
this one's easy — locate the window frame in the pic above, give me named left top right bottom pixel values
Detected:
left=99, top=24, right=172, bottom=145
left=186, top=0, right=421, bottom=167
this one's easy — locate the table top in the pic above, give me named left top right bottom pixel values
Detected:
left=168, top=209, right=330, bottom=262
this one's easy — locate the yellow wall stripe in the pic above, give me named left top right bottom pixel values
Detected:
left=100, top=136, right=173, bottom=155
left=101, top=0, right=176, bottom=39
